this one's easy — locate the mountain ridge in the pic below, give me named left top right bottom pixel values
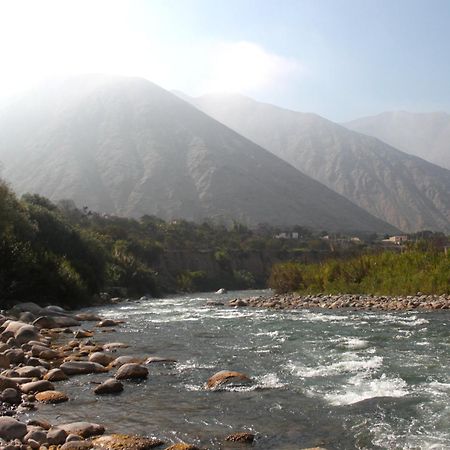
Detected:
left=344, top=110, right=450, bottom=170
left=0, top=75, right=396, bottom=233
left=186, top=93, right=450, bottom=233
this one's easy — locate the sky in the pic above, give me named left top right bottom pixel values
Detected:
left=0, top=0, right=449, bottom=121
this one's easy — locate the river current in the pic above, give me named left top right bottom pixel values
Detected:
left=24, top=290, right=450, bottom=449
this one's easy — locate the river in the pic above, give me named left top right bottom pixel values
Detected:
left=22, top=290, right=450, bottom=449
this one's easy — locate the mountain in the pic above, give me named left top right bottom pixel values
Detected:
left=344, top=111, right=450, bottom=170
left=186, top=93, right=450, bottom=233
left=0, top=75, right=395, bottom=233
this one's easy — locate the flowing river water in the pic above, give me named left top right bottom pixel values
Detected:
left=23, top=290, right=450, bottom=449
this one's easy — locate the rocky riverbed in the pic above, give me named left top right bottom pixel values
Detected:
left=0, top=301, right=286, bottom=450
left=228, top=292, right=450, bottom=311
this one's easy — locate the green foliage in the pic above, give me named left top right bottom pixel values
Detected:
left=269, top=250, right=450, bottom=295
left=268, top=262, right=304, bottom=293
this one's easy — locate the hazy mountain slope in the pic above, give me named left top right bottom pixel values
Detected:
left=344, top=111, right=450, bottom=170
left=188, top=94, right=450, bottom=233
left=0, top=75, right=395, bottom=233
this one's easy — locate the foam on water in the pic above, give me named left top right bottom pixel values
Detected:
left=337, top=337, right=369, bottom=350
left=289, top=354, right=383, bottom=378
left=324, top=373, right=409, bottom=405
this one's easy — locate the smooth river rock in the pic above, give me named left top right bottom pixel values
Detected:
left=115, top=363, right=148, bottom=380
left=55, top=422, right=105, bottom=438
left=0, top=417, right=27, bottom=441
left=60, top=361, right=108, bottom=375
left=94, top=378, right=124, bottom=395
left=206, top=370, right=252, bottom=389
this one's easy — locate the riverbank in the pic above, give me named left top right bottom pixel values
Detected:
left=0, top=299, right=338, bottom=450
left=229, top=292, right=450, bottom=311
left=0, top=302, right=261, bottom=449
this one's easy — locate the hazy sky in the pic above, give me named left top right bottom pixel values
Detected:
left=0, top=0, right=449, bottom=121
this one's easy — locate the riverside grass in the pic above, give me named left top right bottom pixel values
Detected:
left=269, top=250, right=450, bottom=296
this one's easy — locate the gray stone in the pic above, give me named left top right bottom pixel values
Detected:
left=0, top=417, right=27, bottom=441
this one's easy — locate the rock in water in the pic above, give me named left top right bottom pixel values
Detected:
left=93, top=434, right=164, bottom=449
left=225, top=432, right=255, bottom=443
left=94, top=379, right=124, bottom=395
left=55, top=422, right=105, bottom=438
left=35, top=390, right=69, bottom=403
left=115, top=363, right=148, bottom=380
left=206, top=370, right=252, bottom=389
left=60, top=361, right=108, bottom=375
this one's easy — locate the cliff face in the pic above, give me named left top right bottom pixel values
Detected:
left=189, top=93, right=450, bottom=233
left=0, top=75, right=395, bottom=233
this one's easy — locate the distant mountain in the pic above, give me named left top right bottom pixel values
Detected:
left=344, top=111, right=450, bottom=170
left=0, top=75, right=395, bottom=233
left=186, top=93, right=450, bottom=233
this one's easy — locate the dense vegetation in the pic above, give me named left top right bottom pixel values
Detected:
left=2, top=180, right=345, bottom=307
left=269, top=245, right=450, bottom=295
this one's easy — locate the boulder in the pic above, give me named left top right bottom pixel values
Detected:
left=33, top=315, right=81, bottom=329
left=75, top=313, right=102, bottom=322
left=23, top=429, right=47, bottom=445
left=56, top=422, right=105, bottom=438
left=93, top=434, right=163, bottom=449
left=165, top=444, right=200, bottom=450
left=4, top=348, right=25, bottom=364
left=0, top=417, right=27, bottom=441
left=110, top=356, right=145, bottom=368
left=8, top=302, right=43, bottom=316
left=89, top=352, right=115, bottom=366
left=32, top=316, right=57, bottom=329
left=27, top=419, right=51, bottom=430
left=102, top=342, right=129, bottom=350
left=206, top=370, right=252, bottom=390
left=74, top=330, right=94, bottom=339
left=94, top=378, right=124, bottom=395
left=15, top=366, right=46, bottom=378
left=225, top=432, right=255, bottom=443
left=66, top=434, right=84, bottom=442
left=0, top=375, right=19, bottom=391
left=15, top=324, right=39, bottom=345
left=60, top=441, right=94, bottom=450
left=47, top=427, right=69, bottom=445
left=20, top=380, right=55, bottom=394
left=60, top=361, right=108, bottom=375
left=0, top=353, right=10, bottom=369
left=96, top=319, right=122, bottom=328
left=0, top=388, right=21, bottom=404
left=145, top=357, right=177, bottom=365
left=44, top=368, right=69, bottom=382
left=115, top=363, right=148, bottom=380
left=19, top=312, right=36, bottom=323
left=35, top=390, right=68, bottom=403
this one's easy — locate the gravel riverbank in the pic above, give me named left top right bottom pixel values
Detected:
left=229, top=292, right=450, bottom=311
